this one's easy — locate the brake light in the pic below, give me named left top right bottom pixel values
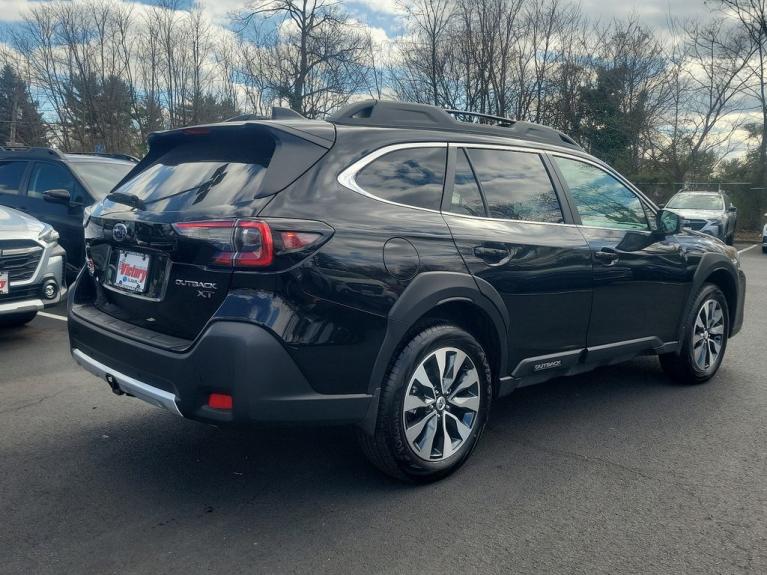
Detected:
left=235, top=220, right=273, bottom=267
left=172, top=218, right=328, bottom=269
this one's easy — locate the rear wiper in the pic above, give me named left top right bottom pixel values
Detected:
left=106, top=192, right=145, bottom=211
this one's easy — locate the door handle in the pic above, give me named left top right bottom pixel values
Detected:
left=474, top=245, right=512, bottom=265
left=594, top=248, right=619, bottom=265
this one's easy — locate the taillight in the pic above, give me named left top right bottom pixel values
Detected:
left=234, top=221, right=273, bottom=267
left=172, top=218, right=330, bottom=269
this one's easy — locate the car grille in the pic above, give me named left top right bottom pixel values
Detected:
left=0, top=240, right=43, bottom=282
left=683, top=219, right=707, bottom=231
left=0, top=284, right=40, bottom=302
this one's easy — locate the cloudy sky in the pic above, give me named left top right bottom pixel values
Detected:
left=0, top=0, right=709, bottom=37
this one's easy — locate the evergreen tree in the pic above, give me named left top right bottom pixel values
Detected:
left=0, top=64, right=47, bottom=146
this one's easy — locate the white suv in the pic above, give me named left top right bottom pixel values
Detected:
left=0, top=205, right=66, bottom=326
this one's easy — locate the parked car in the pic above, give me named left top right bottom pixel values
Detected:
left=0, top=205, right=66, bottom=326
left=67, top=100, right=746, bottom=482
left=0, top=147, right=136, bottom=276
left=664, top=189, right=737, bottom=244
left=762, top=214, right=767, bottom=254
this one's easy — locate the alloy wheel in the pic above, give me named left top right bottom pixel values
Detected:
left=402, top=347, right=481, bottom=461
left=692, top=299, right=725, bottom=371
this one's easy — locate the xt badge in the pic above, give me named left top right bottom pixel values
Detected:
left=175, top=278, right=217, bottom=299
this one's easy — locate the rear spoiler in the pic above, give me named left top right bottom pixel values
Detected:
left=114, top=121, right=336, bottom=200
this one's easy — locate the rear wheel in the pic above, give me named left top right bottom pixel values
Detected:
left=660, top=283, right=728, bottom=384
left=0, top=311, right=37, bottom=327
left=358, top=323, right=492, bottom=482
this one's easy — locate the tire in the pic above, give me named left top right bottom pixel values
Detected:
left=0, top=311, right=37, bottom=327
left=358, top=323, right=493, bottom=482
left=659, top=283, right=729, bottom=384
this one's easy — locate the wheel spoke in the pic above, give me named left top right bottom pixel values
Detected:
left=404, top=392, right=433, bottom=412
left=709, top=324, right=724, bottom=335
left=446, top=412, right=472, bottom=441
left=412, top=364, right=436, bottom=395
left=441, top=416, right=455, bottom=458
left=449, top=366, right=478, bottom=400
left=444, top=350, right=467, bottom=394
left=449, top=393, right=480, bottom=412
left=418, top=414, right=439, bottom=456
left=405, top=411, right=438, bottom=445
left=695, top=342, right=707, bottom=368
left=434, top=349, right=447, bottom=391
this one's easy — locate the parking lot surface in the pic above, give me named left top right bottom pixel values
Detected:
left=1, top=245, right=766, bottom=574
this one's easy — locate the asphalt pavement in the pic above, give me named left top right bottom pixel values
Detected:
left=1, top=245, right=766, bottom=574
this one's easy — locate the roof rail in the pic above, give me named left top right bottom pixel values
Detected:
left=444, top=109, right=515, bottom=127
left=0, top=146, right=64, bottom=160
left=329, top=100, right=582, bottom=150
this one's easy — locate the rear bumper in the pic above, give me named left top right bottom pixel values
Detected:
left=68, top=305, right=373, bottom=426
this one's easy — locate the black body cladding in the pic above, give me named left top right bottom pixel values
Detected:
left=67, top=100, right=745, bottom=433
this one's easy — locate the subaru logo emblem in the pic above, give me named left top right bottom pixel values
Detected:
left=113, top=223, right=128, bottom=242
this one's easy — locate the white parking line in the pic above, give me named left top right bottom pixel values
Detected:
left=738, top=244, right=759, bottom=255
left=38, top=311, right=67, bottom=322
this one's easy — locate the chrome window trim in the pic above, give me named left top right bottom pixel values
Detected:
left=336, top=142, right=448, bottom=215
left=336, top=140, right=659, bottom=233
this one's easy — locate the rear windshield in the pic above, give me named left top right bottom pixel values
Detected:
left=112, top=132, right=275, bottom=211
left=667, top=193, right=723, bottom=211
left=70, top=161, right=134, bottom=199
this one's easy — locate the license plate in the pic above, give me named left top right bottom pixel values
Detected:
left=0, top=271, right=8, bottom=295
left=114, top=251, right=150, bottom=293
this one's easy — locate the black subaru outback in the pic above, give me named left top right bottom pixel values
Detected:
left=68, top=101, right=746, bottom=481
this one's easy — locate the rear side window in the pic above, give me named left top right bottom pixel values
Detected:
left=113, top=131, right=275, bottom=212
left=355, top=147, right=446, bottom=210
left=466, top=149, right=563, bottom=223
left=0, top=160, right=27, bottom=196
left=448, top=149, right=485, bottom=217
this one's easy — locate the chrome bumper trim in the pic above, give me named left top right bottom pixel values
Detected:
left=0, top=299, right=44, bottom=314
left=72, top=348, right=183, bottom=416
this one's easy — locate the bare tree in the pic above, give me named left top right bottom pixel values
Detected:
left=236, top=0, right=371, bottom=118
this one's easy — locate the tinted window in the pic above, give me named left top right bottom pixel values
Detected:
left=0, top=160, right=27, bottom=196
left=70, top=161, right=133, bottom=199
left=554, top=157, right=648, bottom=230
left=28, top=162, right=83, bottom=201
left=467, top=149, right=563, bottom=223
left=449, top=149, right=485, bottom=217
left=114, top=133, right=274, bottom=212
left=356, top=147, right=446, bottom=210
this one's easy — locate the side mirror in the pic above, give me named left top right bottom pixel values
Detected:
left=728, top=205, right=737, bottom=213
left=656, top=209, right=682, bottom=236
left=43, top=189, right=71, bottom=204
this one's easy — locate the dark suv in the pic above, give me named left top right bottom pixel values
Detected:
left=0, top=147, right=135, bottom=275
left=67, top=101, right=746, bottom=481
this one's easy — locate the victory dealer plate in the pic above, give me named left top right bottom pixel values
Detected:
left=114, top=250, right=150, bottom=293
left=0, top=271, right=8, bottom=295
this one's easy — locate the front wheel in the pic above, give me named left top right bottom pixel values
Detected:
left=358, top=323, right=492, bottom=482
left=660, top=283, right=729, bottom=384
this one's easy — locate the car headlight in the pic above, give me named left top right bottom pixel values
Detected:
left=38, top=225, right=59, bottom=244
left=83, top=204, right=94, bottom=227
